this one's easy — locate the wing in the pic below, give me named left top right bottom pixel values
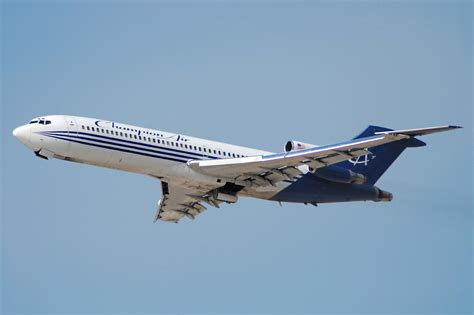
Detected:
left=155, top=181, right=222, bottom=223
left=188, top=127, right=460, bottom=185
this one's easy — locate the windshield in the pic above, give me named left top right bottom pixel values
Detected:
left=29, top=118, right=51, bottom=125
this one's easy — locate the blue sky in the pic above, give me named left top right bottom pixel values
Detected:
left=1, top=1, right=472, bottom=314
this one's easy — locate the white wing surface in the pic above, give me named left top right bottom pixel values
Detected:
left=187, top=134, right=411, bottom=185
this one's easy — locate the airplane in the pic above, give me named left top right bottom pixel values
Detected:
left=13, top=115, right=461, bottom=223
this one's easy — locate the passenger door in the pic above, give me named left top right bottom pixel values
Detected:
left=65, top=116, right=78, bottom=136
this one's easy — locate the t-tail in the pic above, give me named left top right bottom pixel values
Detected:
left=337, top=125, right=462, bottom=185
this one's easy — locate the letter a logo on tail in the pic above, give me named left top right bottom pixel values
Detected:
left=348, top=150, right=376, bottom=166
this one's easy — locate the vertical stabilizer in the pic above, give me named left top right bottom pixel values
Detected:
left=337, top=125, right=425, bottom=185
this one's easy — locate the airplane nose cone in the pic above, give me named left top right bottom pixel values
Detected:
left=13, top=125, right=30, bottom=145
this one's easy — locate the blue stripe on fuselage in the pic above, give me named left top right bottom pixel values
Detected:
left=41, top=130, right=218, bottom=160
left=44, top=134, right=189, bottom=163
left=43, top=132, right=202, bottom=161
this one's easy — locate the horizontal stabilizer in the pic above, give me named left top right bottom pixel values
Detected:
left=374, top=125, right=462, bottom=137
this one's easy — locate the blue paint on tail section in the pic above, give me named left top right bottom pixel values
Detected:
left=337, top=125, right=426, bottom=185
left=271, top=125, right=428, bottom=203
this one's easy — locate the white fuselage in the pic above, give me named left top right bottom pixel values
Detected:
left=13, top=115, right=289, bottom=200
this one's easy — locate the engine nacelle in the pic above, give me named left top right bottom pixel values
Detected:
left=314, top=166, right=367, bottom=184
left=284, top=140, right=318, bottom=152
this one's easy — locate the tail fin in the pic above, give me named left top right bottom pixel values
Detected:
left=337, top=125, right=426, bottom=185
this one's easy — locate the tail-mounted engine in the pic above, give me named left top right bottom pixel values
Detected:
left=314, top=166, right=367, bottom=184
left=284, top=140, right=318, bottom=152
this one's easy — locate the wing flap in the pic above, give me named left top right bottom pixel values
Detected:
left=155, top=182, right=218, bottom=223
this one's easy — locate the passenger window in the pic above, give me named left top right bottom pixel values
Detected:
left=153, top=139, right=156, bottom=143
left=148, top=137, right=151, bottom=142
left=82, top=125, right=85, bottom=129
left=106, top=130, right=109, bottom=134
left=87, top=126, right=90, bottom=130
left=101, top=128, right=104, bottom=133
left=194, top=146, right=197, bottom=150
left=184, top=145, right=188, bottom=149
left=166, top=141, right=170, bottom=145
left=91, top=127, right=95, bottom=132
left=218, top=151, right=221, bottom=155
left=213, top=150, right=216, bottom=154
left=139, top=136, right=142, bottom=140
left=125, top=134, right=128, bottom=138
left=198, top=147, right=202, bottom=151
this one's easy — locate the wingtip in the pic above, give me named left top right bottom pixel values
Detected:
left=448, top=125, right=463, bottom=129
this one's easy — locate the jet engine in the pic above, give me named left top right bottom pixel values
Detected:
left=314, top=166, right=367, bottom=184
left=284, top=140, right=318, bottom=152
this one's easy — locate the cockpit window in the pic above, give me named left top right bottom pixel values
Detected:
left=37, top=118, right=51, bottom=125
left=29, top=120, right=38, bottom=124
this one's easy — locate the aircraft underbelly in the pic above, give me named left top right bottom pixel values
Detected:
left=268, top=173, right=380, bottom=203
